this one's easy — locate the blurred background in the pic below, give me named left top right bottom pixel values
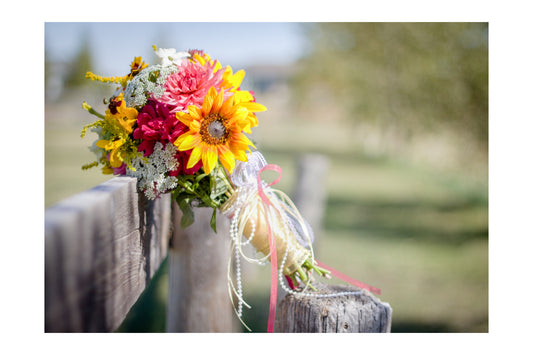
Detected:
left=45, top=22, right=488, bottom=332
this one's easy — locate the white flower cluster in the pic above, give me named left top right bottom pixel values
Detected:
left=154, top=47, right=190, bottom=67
left=126, top=142, right=181, bottom=199
left=124, top=64, right=178, bottom=109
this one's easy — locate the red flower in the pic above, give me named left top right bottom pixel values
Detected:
left=133, top=99, right=201, bottom=174
left=169, top=150, right=201, bottom=176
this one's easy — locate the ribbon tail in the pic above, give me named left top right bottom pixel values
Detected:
left=266, top=209, right=277, bottom=333
left=256, top=164, right=283, bottom=333
left=315, top=260, right=382, bottom=295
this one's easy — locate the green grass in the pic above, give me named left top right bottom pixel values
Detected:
left=45, top=123, right=110, bottom=207
left=45, top=106, right=488, bottom=333
left=319, top=234, right=488, bottom=332
left=234, top=142, right=488, bottom=333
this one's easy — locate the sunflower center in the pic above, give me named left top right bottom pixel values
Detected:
left=208, top=120, right=226, bottom=139
left=201, top=114, right=229, bottom=145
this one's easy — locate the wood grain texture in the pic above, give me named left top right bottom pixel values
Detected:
left=275, top=283, right=392, bottom=333
left=45, top=177, right=171, bottom=332
left=166, top=205, right=236, bottom=332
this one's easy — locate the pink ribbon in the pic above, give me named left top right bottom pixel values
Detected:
left=257, top=164, right=282, bottom=333
left=316, top=260, right=382, bottom=295
left=256, top=164, right=382, bottom=333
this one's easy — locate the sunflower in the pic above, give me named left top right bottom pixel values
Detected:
left=221, top=66, right=263, bottom=134
left=174, top=87, right=266, bottom=175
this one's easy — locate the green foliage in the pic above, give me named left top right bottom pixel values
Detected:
left=292, top=23, right=488, bottom=144
left=171, top=165, right=231, bottom=232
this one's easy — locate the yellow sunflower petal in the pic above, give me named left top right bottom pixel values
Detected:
left=223, top=65, right=233, bottom=77
left=241, top=122, right=252, bottom=135
left=219, top=96, right=236, bottom=118
left=222, top=66, right=234, bottom=88
left=211, top=88, right=225, bottom=114
left=218, top=145, right=235, bottom=173
left=188, top=105, right=203, bottom=120
left=226, top=106, right=249, bottom=126
left=230, top=144, right=249, bottom=162
left=187, top=146, right=203, bottom=169
left=202, top=87, right=217, bottom=115
left=234, top=90, right=254, bottom=104
left=174, top=131, right=190, bottom=147
left=178, top=133, right=202, bottom=151
left=246, top=113, right=259, bottom=128
left=233, top=70, right=245, bottom=86
left=176, top=111, right=193, bottom=126
left=202, top=144, right=218, bottom=175
left=228, top=114, right=250, bottom=132
left=224, top=69, right=245, bottom=90
left=190, top=119, right=201, bottom=133
left=239, top=101, right=267, bottom=112
left=231, top=131, right=256, bottom=149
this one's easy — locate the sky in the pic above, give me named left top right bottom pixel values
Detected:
left=45, top=22, right=309, bottom=75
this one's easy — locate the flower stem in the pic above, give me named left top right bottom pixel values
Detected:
left=287, top=257, right=332, bottom=291
left=219, top=166, right=235, bottom=195
left=302, top=258, right=331, bottom=278
left=82, top=102, right=105, bottom=119
left=177, top=180, right=218, bottom=209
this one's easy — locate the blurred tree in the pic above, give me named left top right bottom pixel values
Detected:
left=64, top=33, right=94, bottom=89
left=291, top=23, right=488, bottom=149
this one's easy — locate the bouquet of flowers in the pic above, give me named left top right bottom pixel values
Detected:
left=81, top=46, right=379, bottom=331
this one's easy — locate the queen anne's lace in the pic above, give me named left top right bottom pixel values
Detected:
left=126, top=142, right=180, bottom=199
left=124, top=64, right=179, bottom=109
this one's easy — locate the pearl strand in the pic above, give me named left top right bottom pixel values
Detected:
left=234, top=242, right=243, bottom=317
left=266, top=193, right=363, bottom=299
left=228, top=187, right=362, bottom=314
left=228, top=201, right=244, bottom=318
left=275, top=219, right=362, bottom=299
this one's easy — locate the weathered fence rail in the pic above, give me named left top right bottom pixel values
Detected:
left=45, top=177, right=171, bottom=332
left=45, top=155, right=392, bottom=333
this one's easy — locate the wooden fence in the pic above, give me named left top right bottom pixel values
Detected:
left=45, top=155, right=392, bottom=332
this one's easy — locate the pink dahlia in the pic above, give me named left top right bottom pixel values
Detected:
left=133, top=99, right=201, bottom=175
left=158, top=58, right=224, bottom=113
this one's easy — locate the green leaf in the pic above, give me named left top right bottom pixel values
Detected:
left=195, top=173, right=208, bottom=182
left=176, top=194, right=195, bottom=229
left=210, top=208, right=217, bottom=233
left=180, top=210, right=195, bottom=229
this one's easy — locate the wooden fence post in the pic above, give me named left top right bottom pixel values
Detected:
left=275, top=154, right=393, bottom=333
left=275, top=283, right=392, bottom=332
left=166, top=205, right=236, bottom=332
